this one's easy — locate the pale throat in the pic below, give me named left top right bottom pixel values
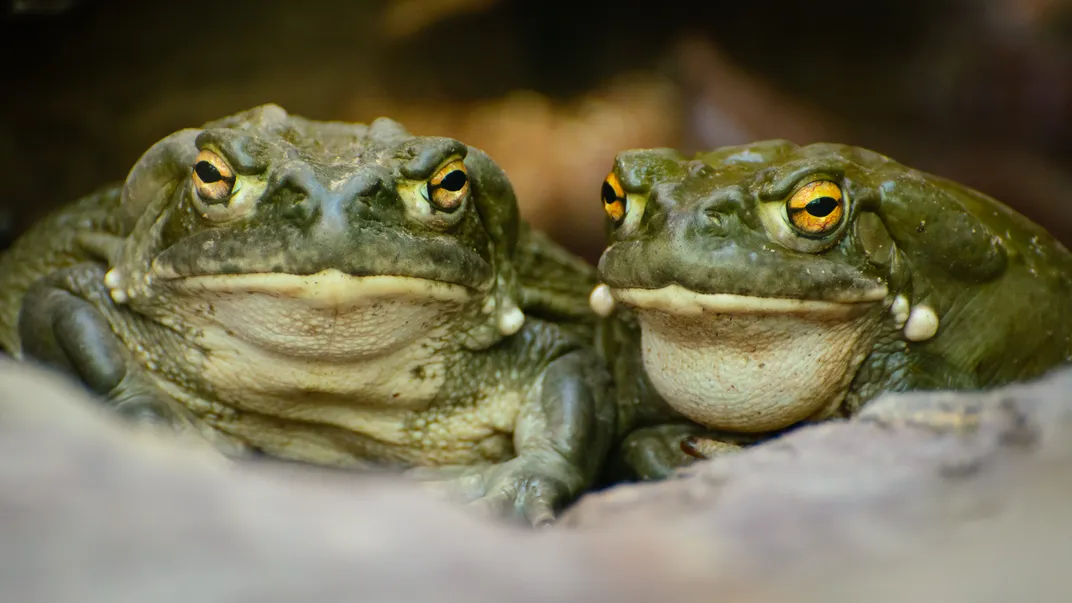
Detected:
left=615, top=285, right=884, bottom=432
left=139, top=271, right=483, bottom=407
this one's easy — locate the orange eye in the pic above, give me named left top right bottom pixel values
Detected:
left=786, top=180, right=844, bottom=236
left=192, top=149, right=236, bottom=204
left=425, top=158, right=469, bottom=212
left=601, top=172, right=626, bottom=222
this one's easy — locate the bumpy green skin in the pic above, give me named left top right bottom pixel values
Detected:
left=0, top=104, right=613, bottom=525
left=597, top=140, right=1072, bottom=480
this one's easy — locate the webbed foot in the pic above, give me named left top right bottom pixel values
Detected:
left=615, top=424, right=779, bottom=480
left=679, top=434, right=746, bottom=459
left=618, top=423, right=707, bottom=481
left=406, top=451, right=580, bottom=527
left=410, top=340, right=614, bottom=527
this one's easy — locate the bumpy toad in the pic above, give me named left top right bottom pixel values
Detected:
left=591, top=140, right=1072, bottom=479
left=0, top=104, right=613, bottom=524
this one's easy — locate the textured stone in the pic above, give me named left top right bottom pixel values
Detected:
left=2, top=360, right=1072, bottom=602
left=0, top=362, right=712, bottom=603
left=563, top=367, right=1072, bottom=599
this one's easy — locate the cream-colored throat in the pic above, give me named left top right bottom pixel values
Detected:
left=614, top=285, right=884, bottom=433
left=134, top=270, right=482, bottom=422
left=159, top=270, right=478, bottom=361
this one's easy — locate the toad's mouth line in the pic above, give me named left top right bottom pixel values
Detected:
left=166, top=269, right=481, bottom=305
left=611, top=284, right=887, bottom=316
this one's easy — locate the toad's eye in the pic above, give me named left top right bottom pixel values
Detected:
left=192, top=149, right=236, bottom=203
left=601, top=172, right=626, bottom=223
left=425, top=159, right=469, bottom=212
left=786, top=180, right=845, bottom=236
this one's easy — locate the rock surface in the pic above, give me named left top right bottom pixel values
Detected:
left=2, top=359, right=1072, bottom=602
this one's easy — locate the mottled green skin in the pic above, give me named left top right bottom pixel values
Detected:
left=597, top=140, right=1072, bottom=480
left=0, top=105, right=612, bottom=525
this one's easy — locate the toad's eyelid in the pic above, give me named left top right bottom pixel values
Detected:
left=194, top=136, right=264, bottom=174
left=788, top=181, right=842, bottom=207
left=430, top=158, right=467, bottom=183
left=403, top=148, right=468, bottom=180
left=763, top=166, right=844, bottom=200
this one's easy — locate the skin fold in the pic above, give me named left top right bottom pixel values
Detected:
left=0, top=104, right=615, bottom=526
left=591, top=140, right=1072, bottom=480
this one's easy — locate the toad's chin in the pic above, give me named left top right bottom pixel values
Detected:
left=612, top=284, right=886, bottom=432
left=158, top=269, right=479, bottom=360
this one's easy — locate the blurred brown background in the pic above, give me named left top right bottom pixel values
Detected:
left=1, top=0, right=1070, bottom=263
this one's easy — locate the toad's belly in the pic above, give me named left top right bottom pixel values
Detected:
left=179, top=385, right=524, bottom=469
left=206, top=411, right=518, bottom=467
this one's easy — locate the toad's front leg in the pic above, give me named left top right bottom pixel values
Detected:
left=411, top=348, right=616, bottom=527
left=18, top=263, right=192, bottom=426
left=617, top=423, right=760, bottom=481
left=616, top=423, right=791, bottom=481
left=616, top=423, right=716, bottom=481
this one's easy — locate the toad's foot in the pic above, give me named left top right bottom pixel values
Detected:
left=20, top=264, right=190, bottom=426
left=617, top=424, right=784, bottom=480
left=406, top=451, right=581, bottom=527
left=679, top=434, right=747, bottom=459
left=618, top=423, right=709, bottom=481
left=409, top=348, right=614, bottom=527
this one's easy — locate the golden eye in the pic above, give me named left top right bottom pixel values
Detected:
left=601, top=172, right=626, bottom=222
left=786, top=180, right=844, bottom=236
left=425, top=158, right=469, bottom=212
left=192, top=149, right=236, bottom=203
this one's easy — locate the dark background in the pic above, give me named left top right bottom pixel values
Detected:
left=2, top=0, right=1070, bottom=262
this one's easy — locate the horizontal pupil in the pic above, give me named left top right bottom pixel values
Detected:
left=805, top=196, right=838, bottom=218
left=601, top=182, right=617, bottom=204
left=194, top=161, right=223, bottom=184
left=438, top=170, right=467, bottom=192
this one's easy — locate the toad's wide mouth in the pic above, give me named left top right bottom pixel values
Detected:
left=597, top=239, right=890, bottom=303
left=146, top=226, right=496, bottom=292
left=136, top=269, right=481, bottom=362
left=167, top=269, right=478, bottom=307
left=611, top=283, right=887, bottom=317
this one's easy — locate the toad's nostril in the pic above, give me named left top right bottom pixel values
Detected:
left=336, top=170, right=384, bottom=225
left=694, top=188, right=749, bottom=237
left=698, top=207, right=732, bottom=238
left=697, top=188, right=747, bottom=218
left=272, top=163, right=323, bottom=198
left=344, top=170, right=383, bottom=200
left=704, top=207, right=725, bottom=228
left=282, top=197, right=320, bottom=227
